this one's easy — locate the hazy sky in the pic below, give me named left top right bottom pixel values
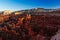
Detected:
left=0, top=0, right=60, bottom=11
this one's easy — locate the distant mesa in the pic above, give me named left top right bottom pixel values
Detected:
left=0, top=8, right=60, bottom=15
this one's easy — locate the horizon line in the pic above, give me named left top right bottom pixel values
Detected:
left=0, top=7, right=60, bottom=11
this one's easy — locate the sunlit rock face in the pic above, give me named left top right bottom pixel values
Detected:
left=0, top=8, right=60, bottom=40
left=3, top=10, right=11, bottom=15
left=15, top=11, right=23, bottom=15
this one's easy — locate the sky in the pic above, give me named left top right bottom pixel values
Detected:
left=0, top=0, right=60, bottom=11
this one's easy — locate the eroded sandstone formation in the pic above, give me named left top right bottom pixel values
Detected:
left=0, top=8, right=60, bottom=40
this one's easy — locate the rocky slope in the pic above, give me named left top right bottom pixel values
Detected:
left=0, top=8, right=60, bottom=40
